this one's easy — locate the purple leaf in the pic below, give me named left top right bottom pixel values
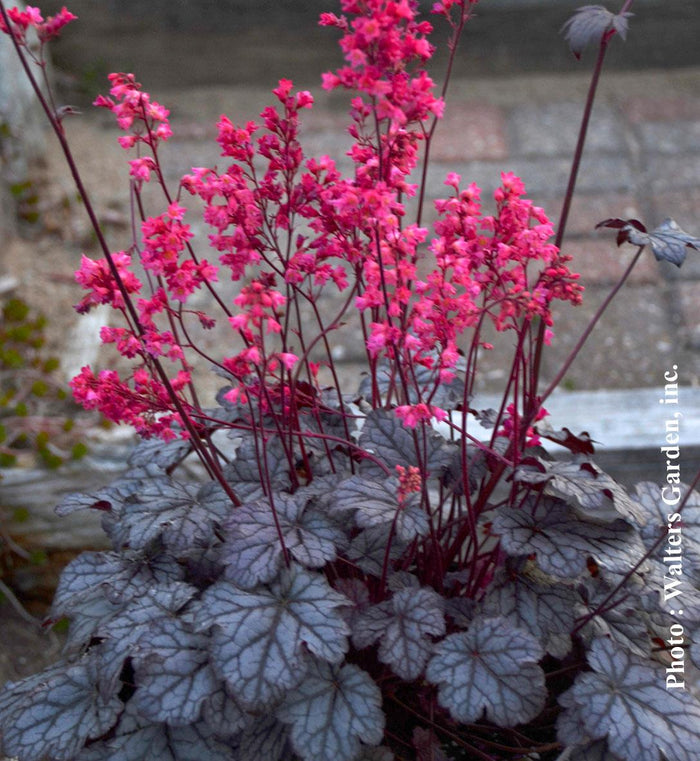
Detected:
left=514, top=457, right=647, bottom=525
left=354, top=586, right=446, bottom=680
left=277, top=660, right=385, bottom=761
left=222, top=493, right=345, bottom=588
left=0, top=654, right=122, bottom=761
left=51, top=549, right=185, bottom=617
left=237, top=715, right=294, bottom=761
left=627, top=218, right=700, bottom=267
left=561, top=6, right=633, bottom=59
left=74, top=702, right=235, bottom=761
left=190, top=564, right=350, bottom=709
left=633, top=482, right=700, bottom=584
left=557, top=637, right=700, bottom=760
left=93, top=582, right=198, bottom=697
left=426, top=616, right=546, bottom=726
left=576, top=579, right=652, bottom=657
left=359, top=408, right=453, bottom=477
left=482, top=564, right=577, bottom=658
left=200, top=684, right=249, bottom=740
left=493, top=497, right=646, bottom=580
left=346, top=524, right=406, bottom=576
left=333, top=473, right=429, bottom=541
left=131, top=617, right=218, bottom=726
left=597, top=217, right=700, bottom=267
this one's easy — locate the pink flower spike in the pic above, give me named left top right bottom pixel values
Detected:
left=37, top=6, right=77, bottom=41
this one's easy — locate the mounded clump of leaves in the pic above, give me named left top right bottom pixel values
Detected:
left=1, top=1, right=700, bottom=760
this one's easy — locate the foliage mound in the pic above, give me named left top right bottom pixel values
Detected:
left=1, top=1, right=699, bottom=760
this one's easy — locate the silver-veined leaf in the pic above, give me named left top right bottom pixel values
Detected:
left=557, top=637, right=700, bottom=761
left=358, top=408, right=452, bottom=476
left=223, top=493, right=344, bottom=588
left=355, top=587, right=446, bottom=680
left=561, top=5, right=632, bottom=59
left=74, top=702, right=235, bottom=761
left=108, top=478, right=230, bottom=554
left=515, top=458, right=646, bottom=525
left=426, top=616, right=546, bottom=727
left=200, top=684, right=249, bottom=740
left=346, top=524, right=406, bottom=576
left=52, top=550, right=185, bottom=617
left=482, top=565, right=577, bottom=658
left=633, top=482, right=700, bottom=584
left=93, top=582, right=199, bottom=697
left=627, top=218, right=700, bottom=267
left=0, top=654, right=122, bottom=761
left=332, top=474, right=429, bottom=541
left=277, top=660, right=384, bottom=761
left=189, top=564, right=350, bottom=709
left=237, top=715, right=294, bottom=761
left=131, top=617, right=218, bottom=726
left=492, top=498, right=646, bottom=580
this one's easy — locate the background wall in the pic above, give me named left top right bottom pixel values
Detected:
left=33, top=0, right=700, bottom=95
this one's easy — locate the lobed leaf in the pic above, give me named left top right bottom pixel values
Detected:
left=52, top=549, right=185, bottom=617
left=93, top=582, right=199, bottom=697
left=575, top=579, right=652, bottom=656
left=633, top=482, right=700, bottom=584
left=557, top=637, right=700, bottom=761
left=346, top=524, right=406, bottom=576
left=492, top=497, right=646, bottom=580
left=189, top=564, right=350, bottom=709
left=0, top=654, right=122, bottom=761
left=561, top=5, right=632, bottom=59
left=222, top=493, right=344, bottom=588
left=332, top=473, right=429, bottom=541
left=358, top=408, right=452, bottom=477
left=107, top=478, right=230, bottom=555
left=482, top=564, right=576, bottom=657
left=132, top=617, right=218, bottom=726
left=355, top=587, right=446, bottom=680
left=75, top=702, right=235, bottom=761
left=514, top=458, right=646, bottom=525
left=277, top=660, right=385, bottom=761
left=55, top=464, right=168, bottom=517
left=237, top=715, right=295, bottom=761
left=358, top=359, right=465, bottom=411
left=627, top=218, right=700, bottom=267
left=597, top=217, right=700, bottom=267
left=427, top=616, right=546, bottom=727
left=128, top=436, right=193, bottom=471
left=223, top=433, right=290, bottom=501
left=200, top=684, right=249, bottom=740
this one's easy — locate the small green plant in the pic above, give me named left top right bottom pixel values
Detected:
left=0, top=297, right=86, bottom=470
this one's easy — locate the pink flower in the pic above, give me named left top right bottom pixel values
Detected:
left=74, top=252, right=141, bottom=313
left=395, top=403, right=447, bottom=428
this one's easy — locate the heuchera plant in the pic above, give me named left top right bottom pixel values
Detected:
left=1, top=1, right=700, bottom=759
